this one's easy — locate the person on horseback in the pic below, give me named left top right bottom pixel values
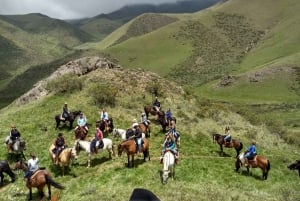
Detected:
left=100, top=108, right=110, bottom=128
left=153, top=97, right=161, bottom=111
left=166, top=108, right=172, bottom=127
left=61, top=102, right=70, bottom=120
left=6, top=124, right=21, bottom=153
left=75, top=112, right=88, bottom=133
left=52, top=133, right=66, bottom=165
left=24, top=152, right=39, bottom=182
left=244, top=140, right=257, bottom=167
left=90, top=127, right=103, bottom=154
left=160, top=133, right=178, bottom=164
left=140, top=113, right=149, bottom=129
left=169, top=122, right=180, bottom=144
left=223, top=126, right=231, bottom=144
left=132, top=123, right=142, bottom=155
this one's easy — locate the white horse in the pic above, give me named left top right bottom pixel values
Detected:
left=162, top=151, right=175, bottom=184
left=112, top=128, right=146, bottom=140
left=74, top=139, right=114, bottom=167
left=5, top=136, right=26, bottom=160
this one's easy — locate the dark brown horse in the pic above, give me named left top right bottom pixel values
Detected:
left=55, top=110, right=81, bottom=130
left=288, top=160, right=300, bottom=177
left=144, top=105, right=158, bottom=119
left=0, top=160, right=15, bottom=186
left=212, top=133, right=243, bottom=157
left=96, top=117, right=114, bottom=133
left=13, top=160, right=65, bottom=200
left=236, top=153, right=271, bottom=180
left=74, top=126, right=88, bottom=140
left=118, top=138, right=150, bottom=168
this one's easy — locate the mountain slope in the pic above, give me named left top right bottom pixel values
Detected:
left=0, top=56, right=299, bottom=201
left=72, top=0, right=220, bottom=40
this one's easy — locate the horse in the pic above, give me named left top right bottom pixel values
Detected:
left=96, top=117, right=114, bottom=133
left=236, top=153, right=271, bottom=180
left=117, top=138, right=150, bottom=168
left=0, top=160, right=15, bottom=186
left=13, top=160, right=65, bottom=200
left=74, top=139, right=114, bottom=167
left=156, top=110, right=171, bottom=133
left=74, top=126, right=88, bottom=140
left=5, top=137, right=26, bottom=161
left=212, top=133, right=243, bottom=157
left=112, top=128, right=146, bottom=140
left=48, top=144, right=77, bottom=176
left=139, top=122, right=151, bottom=138
left=162, top=151, right=175, bottom=185
left=144, top=105, right=158, bottom=119
left=55, top=110, right=81, bottom=130
left=288, top=160, right=300, bottom=177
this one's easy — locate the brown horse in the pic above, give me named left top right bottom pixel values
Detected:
left=139, top=122, right=151, bottom=138
left=96, top=118, right=114, bottom=133
left=236, top=153, right=271, bottom=180
left=118, top=138, right=150, bottom=168
left=144, top=105, right=158, bottom=119
left=48, top=144, right=77, bottom=176
left=13, top=160, right=65, bottom=200
left=74, top=126, right=88, bottom=140
left=212, top=133, right=243, bottom=157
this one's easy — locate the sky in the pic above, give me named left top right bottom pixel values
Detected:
left=0, top=0, right=178, bottom=20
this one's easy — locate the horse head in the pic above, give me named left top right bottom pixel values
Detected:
left=13, top=160, right=28, bottom=172
left=288, top=160, right=300, bottom=170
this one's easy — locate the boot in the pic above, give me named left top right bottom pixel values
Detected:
left=160, top=156, right=163, bottom=164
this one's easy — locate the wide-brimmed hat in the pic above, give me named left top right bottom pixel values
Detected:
left=132, top=123, right=139, bottom=128
left=64, top=102, right=68, bottom=105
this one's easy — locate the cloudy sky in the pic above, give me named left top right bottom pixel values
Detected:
left=0, top=0, right=178, bottom=20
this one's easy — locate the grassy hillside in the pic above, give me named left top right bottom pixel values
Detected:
left=0, top=66, right=299, bottom=201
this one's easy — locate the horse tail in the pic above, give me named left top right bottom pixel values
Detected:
left=267, top=160, right=271, bottom=171
left=212, top=134, right=216, bottom=143
left=46, top=175, right=65, bottom=190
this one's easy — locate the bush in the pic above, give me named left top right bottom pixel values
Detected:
left=88, top=83, right=118, bottom=107
left=46, top=74, right=83, bottom=94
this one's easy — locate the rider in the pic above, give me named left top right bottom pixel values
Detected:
left=153, top=96, right=161, bottom=111
left=53, top=133, right=66, bottom=165
left=75, top=112, right=88, bottom=133
left=244, top=140, right=257, bottom=167
left=6, top=124, right=21, bottom=153
left=24, top=152, right=39, bottom=182
left=90, top=127, right=103, bottom=154
left=169, top=122, right=180, bottom=143
left=100, top=108, right=110, bottom=128
left=165, top=108, right=172, bottom=127
left=61, top=102, right=70, bottom=120
left=140, top=113, right=149, bottom=129
left=160, top=133, right=178, bottom=164
left=223, top=126, right=231, bottom=144
left=132, top=123, right=142, bottom=155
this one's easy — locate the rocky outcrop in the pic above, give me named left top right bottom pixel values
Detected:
left=15, top=56, right=122, bottom=105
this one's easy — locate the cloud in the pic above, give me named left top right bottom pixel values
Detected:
left=0, top=0, right=177, bottom=19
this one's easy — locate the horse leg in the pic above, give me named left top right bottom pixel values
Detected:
left=47, top=184, right=51, bottom=198
left=219, top=145, right=224, bottom=156
left=127, top=155, right=130, bottom=168
left=0, top=173, right=3, bottom=186
left=29, top=188, right=33, bottom=201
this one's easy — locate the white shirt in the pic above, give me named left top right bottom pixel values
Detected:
left=28, top=158, right=39, bottom=172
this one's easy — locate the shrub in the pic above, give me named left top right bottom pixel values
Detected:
left=46, top=74, right=83, bottom=94
left=88, top=83, right=118, bottom=107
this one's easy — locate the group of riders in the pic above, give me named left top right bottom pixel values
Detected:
left=4, top=97, right=257, bottom=183
left=223, top=126, right=257, bottom=166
